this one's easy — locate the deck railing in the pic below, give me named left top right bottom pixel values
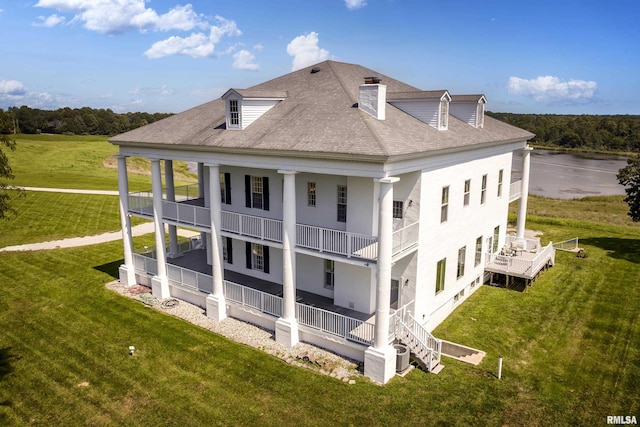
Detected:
left=392, top=222, right=419, bottom=257
left=163, top=200, right=210, bottom=228
left=132, top=248, right=377, bottom=345
left=505, top=234, right=541, bottom=252
left=509, top=180, right=522, bottom=202
left=486, top=242, right=555, bottom=276
left=222, top=211, right=283, bottom=243
left=296, top=224, right=378, bottom=260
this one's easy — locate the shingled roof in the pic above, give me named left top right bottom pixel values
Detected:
left=110, top=60, right=533, bottom=161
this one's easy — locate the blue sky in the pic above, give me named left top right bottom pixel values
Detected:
left=0, top=0, right=638, bottom=114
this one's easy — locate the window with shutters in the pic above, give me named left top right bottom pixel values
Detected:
left=220, top=172, right=231, bottom=204
left=245, top=175, right=269, bottom=211
left=246, top=242, right=269, bottom=273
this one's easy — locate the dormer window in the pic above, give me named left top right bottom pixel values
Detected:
left=387, top=89, right=451, bottom=130
left=229, top=99, right=240, bottom=127
left=450, top=94, right=487, bottom=128
left=222, top=89, right=287, bottom=130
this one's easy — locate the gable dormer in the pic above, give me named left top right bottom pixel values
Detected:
left=221, top=89, right=287, bottom=130
left=387, top=90, right=451, bottom=130
left=450, top=94, right=487, bottom=128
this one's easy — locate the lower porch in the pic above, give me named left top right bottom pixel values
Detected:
left=484, top=235, right=556, bottom=287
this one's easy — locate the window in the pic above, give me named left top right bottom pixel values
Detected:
left=435, top=258, right=446, bottom=294
left=229, top=99, right=240, bottom=127
left=481, top=174, right=487, bottom=205
left=439, top=100, right=449, bottom=129
left=307, top=182, right=316, bottom=207
left=441, top=186, right=449, bottom=223
left=497, top=169, right=504, bottom=198
left=463, top=179, right=471, bottom=206
left=220, top=172, right=231, bottom=204
left=246, top=242, right=269, bottom=273
left=244, top=175, right=269, bottom=211
left=493, top=226, right=500, bottom=253
left=337, top=185, right=347, bottom=222
left=475, top=236, right=483, bottom=266
left=222, top=237, right=233, bottom=264
left=457, top=246, right=466, bottom=279
left=324, top=260, right=335, bottom=290
left=393, top=200, right=404, bottom=219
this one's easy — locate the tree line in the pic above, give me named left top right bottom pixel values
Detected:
left=0, top=106, right=172, bottom=136
left=486, top=112, right=640, bottom=153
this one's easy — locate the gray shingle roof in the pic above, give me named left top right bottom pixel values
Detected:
left=387, top=90, right=449, bottom=100
left=450, top=94, right=486, bottom=102
left=110, top=60, right=533, bottom=161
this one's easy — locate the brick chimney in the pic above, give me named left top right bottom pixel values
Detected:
left=359, top=77, right=386, bottom=120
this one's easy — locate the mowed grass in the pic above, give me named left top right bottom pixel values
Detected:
left=0, top=197, right=638, bottom=426
left=4, top=134, right=194, bottom=191
left=0, top=191, right=146, bottom=248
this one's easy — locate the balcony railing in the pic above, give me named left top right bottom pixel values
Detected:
left=132, top=249, right=377, bottom=345
left=128, top=190, right=418, bottom=262
left=509, top=180, right=522, bottom=202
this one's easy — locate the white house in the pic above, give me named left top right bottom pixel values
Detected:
left=110, top=60, right=545, bottom=384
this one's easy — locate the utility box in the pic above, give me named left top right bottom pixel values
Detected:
left=394, top=344, right=410, bottom=373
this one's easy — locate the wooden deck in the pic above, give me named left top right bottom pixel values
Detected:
left=485, top=241, right=556, bottom=287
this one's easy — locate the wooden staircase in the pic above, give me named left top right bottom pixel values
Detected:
left=395, top=310, right=443, bottom=374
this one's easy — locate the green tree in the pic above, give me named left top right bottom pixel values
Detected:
left=0, top=134, right=18, bottom=219
left=617, top=155, right=640, bottom=222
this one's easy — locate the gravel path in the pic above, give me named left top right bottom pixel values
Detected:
left=106, top=281, right=362, bottom=383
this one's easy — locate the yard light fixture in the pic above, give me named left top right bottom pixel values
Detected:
left=129, top=345, right=135, bottom=356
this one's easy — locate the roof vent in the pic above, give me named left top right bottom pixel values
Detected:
left=310, top=67, right=321, bottom=74
left=364, top=76, right=381, bottom=84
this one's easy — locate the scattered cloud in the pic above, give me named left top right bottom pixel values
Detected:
left=233, top=50, right=259, bottom=71
left=507, top=76, right=597, bottom=104
left=34, top=0, right=206, bottom=34
left=0, top=80, right=27, bottom=98
left=344, top=0, right=367, bottom=10
left=144, top=16, right=241, bottom=59
left=128, top=85, right=173, bottom=97
left=253, top=43, right=264, bottom=52
left=33, top=13, right=66, bottom=27
left=287, top=32, right=330, bottom=71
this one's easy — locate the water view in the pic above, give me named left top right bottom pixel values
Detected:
left=512, top=150, right=628, bottom=199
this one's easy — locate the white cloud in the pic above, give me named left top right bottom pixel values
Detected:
left=344, top=0, right=367, bottom=9
left=507, top=76, right=597, bottom=104
left=33, top=14, right=66, bottom=27
left=233, top=50, right=259, bottom=71
left=144, top=16, right=240, bottom=59
left=253, top=43, right=264, bottom=52
left=128, top=85, right=173, bottom=97
left=0, top=80, right=26, bottom=99
left=286, top=32, right=330, bottom=71
left=35, top=0, right=205, bottom=34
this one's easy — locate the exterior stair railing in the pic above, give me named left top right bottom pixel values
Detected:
left=395, top=307, right=442, bottom=372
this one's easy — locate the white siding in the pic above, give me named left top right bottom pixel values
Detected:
left=296, top=254, right=334, bottom=299
left=295, top=173, right=348, bottom=231
left=346, top=176, right=376, bottom=235
left=389, top=100, right=440, bottom=128
left=334, top=263, right=376, bottom=314
left=450, top=102, right=480, bottom=128
left=241, top=100, right=280, bottom=129
left=414, top=150, right=513, bottom=329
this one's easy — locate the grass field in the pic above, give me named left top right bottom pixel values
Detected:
left=0, top=196, right=638, bottom=426
left=4, top=134, right=194, bottom=191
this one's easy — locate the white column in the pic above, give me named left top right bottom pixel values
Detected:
left=197, top=162, right=207, bottom=251
left=365, top=176, right=399, bottom=384
left=202, top=166, right=212, bottom=264
left=116, top=155, right=136, bottom=286
left=150, top=158, right=170, bottom=299
left=516, top=146, right=533, bottom=238
left=276, top=170, right=299, bottom=347
left=206, top=164, right=227, bottom=321
left=165, top=160, right=180, bottom=258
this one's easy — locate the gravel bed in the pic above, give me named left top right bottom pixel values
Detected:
left=106, top=281, right=362, bottom=383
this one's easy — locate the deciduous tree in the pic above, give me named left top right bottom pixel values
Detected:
left=617, top=155, right=640, bottom=222
left=0, top=134, right=18, bottom=219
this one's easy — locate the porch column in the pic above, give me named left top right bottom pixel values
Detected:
left=150, top=158, right=170, bottom=299
left=165, top=160, right=180, bottom=258
left=276, top=170, right=299, bottom=347
left=116, top=154, right=136, bottom=286
left=516, top=146, right=533, bottom=238
left=202, top=166, right=211, bottom=263
left=365, top=176, right=399, bottom=384
left=205, top=164, right=227, bottom=321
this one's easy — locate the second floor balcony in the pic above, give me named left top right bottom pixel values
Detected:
left=128, top=185, right=419, bottom=263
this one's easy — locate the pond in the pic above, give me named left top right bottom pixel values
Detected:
left=512, top=150, right=629, bottom=199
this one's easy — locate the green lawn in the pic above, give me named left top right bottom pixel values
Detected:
left=4, top=134, right=194, bottom=191
left=0, top=197, right=638, bottom=426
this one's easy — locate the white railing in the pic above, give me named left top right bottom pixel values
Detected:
left=531, top=243, right=555, bottom=272
left=221, top=211, right=283, bottom=242
left=296, top=224, right=378, bottom=260
left=505, top=234, right=541, bottom=252
left=162, top=200, right=211, bottom=228
left=128, top=192, right=154, bottom=216
left=554, top=237, right=579, bottom=252
left=392, top=222, right=419, bottom=257
left=396, top=313, right=442, bottom=371
left=167, top=264, right=213, bottom=294
left=172, top=184, right=200, bottom=201
left=296, top=303, right=374, bottom=345
left=133, top=253, right=158, bottom=276
left=509, top=180, right=522, bottom=202
left=224, top=280, right=283, bottom=317
left=486, top=242, right=555, bottom=276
